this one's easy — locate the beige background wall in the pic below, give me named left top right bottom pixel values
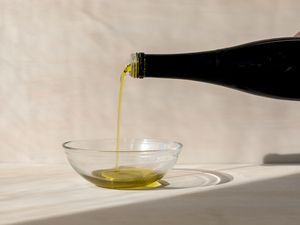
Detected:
left=0, top=0, right=300, bottom=163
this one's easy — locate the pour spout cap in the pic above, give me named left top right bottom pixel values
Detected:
left=130, top=53, right=145, bottom=79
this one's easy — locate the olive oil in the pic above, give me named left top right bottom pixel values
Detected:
left=84, top=167, right=164, bottom=189
left=87, top=65, right=163, bottom=189
left=115, top=64, right=131, bottom=167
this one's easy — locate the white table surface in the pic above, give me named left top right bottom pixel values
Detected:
left=1, top=163, right=300, bottom=225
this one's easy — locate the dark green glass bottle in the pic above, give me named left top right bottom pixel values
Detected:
left=130, top=37, right=300, bottom=101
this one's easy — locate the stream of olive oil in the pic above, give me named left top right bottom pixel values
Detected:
left=83, top=65, right=163, bottom=189
left=115, top=64, right=130, bottom=167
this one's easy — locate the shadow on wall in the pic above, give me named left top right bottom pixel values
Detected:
left=11, top=172, right=300, bottom=225
left=263, top=153, right=300, bottom=164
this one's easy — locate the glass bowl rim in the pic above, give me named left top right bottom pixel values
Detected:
left=62, top=138, right=183, bottom=153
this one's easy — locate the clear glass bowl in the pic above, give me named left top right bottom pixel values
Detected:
left=62, top=138, right=182, bottom=189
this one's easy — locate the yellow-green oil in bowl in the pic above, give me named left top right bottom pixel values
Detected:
left=83, top=166, right=164, bottom=189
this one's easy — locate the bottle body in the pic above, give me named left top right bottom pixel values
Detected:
left=130, top=37, right=300, bottom=100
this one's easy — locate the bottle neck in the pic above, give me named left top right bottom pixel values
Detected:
left=130, top=51, right=219, bottom=81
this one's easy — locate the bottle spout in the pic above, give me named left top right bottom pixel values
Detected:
left=130, top=53, right=145, bottom=79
